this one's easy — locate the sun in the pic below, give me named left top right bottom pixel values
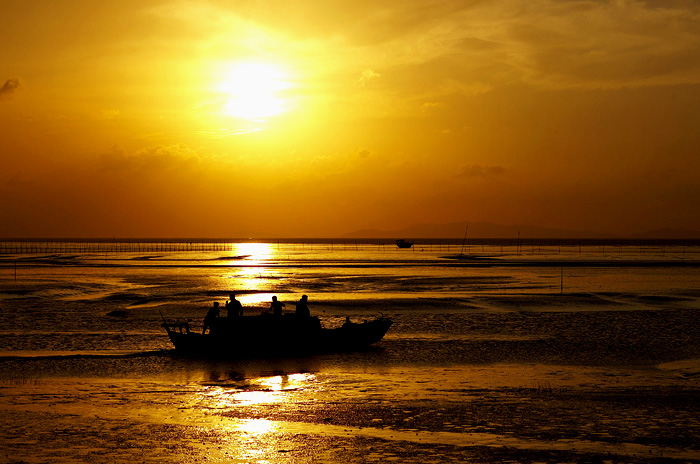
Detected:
left=218, top=62, right=291, bottom=120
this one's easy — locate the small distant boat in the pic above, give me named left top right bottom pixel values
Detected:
left=396, top=239, right=414, bottom=249
left=162, top=314, right=392, bottom=358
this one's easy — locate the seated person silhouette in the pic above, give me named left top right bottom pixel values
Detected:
left=270, top=296, right=285, bottom=317
left=202, top=302, right=220, bottom=334
left=295, top=295, right=311, bottom=319
left=226, top=292, right=244, bottom=317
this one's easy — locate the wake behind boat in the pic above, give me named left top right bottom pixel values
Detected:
left=162, top=312, right=392, bottom=358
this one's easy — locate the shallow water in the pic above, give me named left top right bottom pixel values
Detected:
left=1, top=241, right=700, bottom=462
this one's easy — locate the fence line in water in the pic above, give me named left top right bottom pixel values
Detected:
left=0, top=239, right=698, bottom=256
left=0, top=240, right=234, bottom=254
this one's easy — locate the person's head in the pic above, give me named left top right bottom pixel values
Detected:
left=230, top=293, right=236, bottom=299
left=301, top=295, right=308, bottom=302
left=214, top=302, right=219, bottom=307
left=272, top=296, right=277, bottom=302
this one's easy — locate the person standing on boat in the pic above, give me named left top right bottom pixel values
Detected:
left=270, top=296, right=285, bottom=317
left=226, top=293, right=243, bottom=318
left=295, top=295, right=310, bottom=319
left=202, top=302, right=220, bottom=334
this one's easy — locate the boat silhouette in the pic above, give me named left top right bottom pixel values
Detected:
left=162, top=313, right=392, bottom=358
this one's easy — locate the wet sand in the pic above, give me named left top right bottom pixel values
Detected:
left=2, top=359, right=700, bottom=463
left=2, top=245, right=700, bottom=462
left=2, top=294, right=700, bottom=463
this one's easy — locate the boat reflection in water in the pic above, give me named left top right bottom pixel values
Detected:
left=187, top=368, right=321, bottom=462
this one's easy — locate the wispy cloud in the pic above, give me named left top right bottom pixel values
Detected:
left=0, top=78, right=21, bottom=99
left=456, top=164, right=506, bottom=179
left=98, top=145, right=203, bottom=172
left=358, top=69, right=381, bottom=86
left=333, top=0, right=700, bottom=92
left=145, top=1, right=700, bottom=96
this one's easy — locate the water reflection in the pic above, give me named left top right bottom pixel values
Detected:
left=227, top=242, right=278, bottom=305
left=201, top=372, right=316, bottom=408
left=236, top=418, right=276, bottom=435
left=195, top=371, right=316, bottom=458
left=261, top=373, right=312, bottom=391
left=233, top=242, right=275, bottom=262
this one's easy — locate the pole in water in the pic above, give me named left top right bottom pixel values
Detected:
left=460, top=224, right=469, bottom=256
left=560, top=266, right=564, bottom=294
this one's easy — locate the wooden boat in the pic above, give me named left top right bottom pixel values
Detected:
left=396, top=239, right=414, bottom=248
left=162, top=314, right=392, bottom=358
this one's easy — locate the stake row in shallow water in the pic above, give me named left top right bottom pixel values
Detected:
left=2, top=239, right=699, bottom=256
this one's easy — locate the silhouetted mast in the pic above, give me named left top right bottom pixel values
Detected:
left=460, top=224, right=469, bottom=256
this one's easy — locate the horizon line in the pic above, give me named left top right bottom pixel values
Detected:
left=2, top=236, right=700, bottom=243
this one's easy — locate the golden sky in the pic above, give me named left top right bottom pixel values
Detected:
left=2, top=0, right=700, bottom=238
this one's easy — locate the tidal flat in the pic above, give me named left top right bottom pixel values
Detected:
left=1, top=242, right=700, bottom=462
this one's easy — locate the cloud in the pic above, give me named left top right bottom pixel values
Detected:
left=421, top=102, right=445, bottom=111
left=358, top=69, right=381, bottom=86
left=501, top=0, right=700, bottom=88
left=456, top=164, right=507, bottom=179
left=98, top=145, right=203, bottom=172
left=0, top=78, right=21, bottom=99
left=334, top=0, right=700, bottom=93
left=137, top=1, right=700, bottom=104
left=99, top=109, right=120, bottom=120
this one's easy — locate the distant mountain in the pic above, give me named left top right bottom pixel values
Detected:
left=628, top=228, right=700, bottom=239
left=341, top=221, right=614, bottom=239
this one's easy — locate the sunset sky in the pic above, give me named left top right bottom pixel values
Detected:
left=2, top=0, right=700, bottom=238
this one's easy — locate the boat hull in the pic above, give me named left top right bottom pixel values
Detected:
left=163, top=315, right=392, bottom=358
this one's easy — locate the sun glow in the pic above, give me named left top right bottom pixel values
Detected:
left=219, top=62, right=292, bottom=119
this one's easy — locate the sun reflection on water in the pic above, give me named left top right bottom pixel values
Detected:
left=202, top=373, right=316, bottom=409
left=226, top=242, right=279, bottom=305
left=233, top=242, right=275, bottom=262
left=192, top=372, right=316, bottom=459
left=236, top=418, right=277, bottom=435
